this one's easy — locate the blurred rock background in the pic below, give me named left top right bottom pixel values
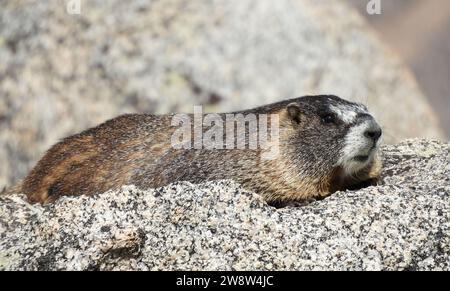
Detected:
left=347, top=0, right=450, bottom=137
left=0, top=0, right=447, bottom=188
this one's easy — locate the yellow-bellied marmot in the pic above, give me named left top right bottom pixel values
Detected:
left=20, top=95, right=382, bottom=205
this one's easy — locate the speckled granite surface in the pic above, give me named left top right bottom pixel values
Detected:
left=0, top=139, right=449, bottom=270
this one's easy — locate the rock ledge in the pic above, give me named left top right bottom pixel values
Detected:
left=0, top=139, right=449, bottom=270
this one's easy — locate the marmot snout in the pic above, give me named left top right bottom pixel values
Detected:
left=21, top=95, right=382, bottom=205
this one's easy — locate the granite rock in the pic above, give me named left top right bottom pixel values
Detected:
left=0, top=139, right=448, bottom=271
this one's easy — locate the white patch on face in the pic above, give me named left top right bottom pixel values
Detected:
left=337, top=120, right=381, bottom=175
left=329, top=103, right=367, bottom=124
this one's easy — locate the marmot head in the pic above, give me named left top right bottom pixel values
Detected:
left=282, top=95, right=382, bottom=178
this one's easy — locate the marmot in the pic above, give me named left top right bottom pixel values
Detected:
left=20, top=95, right=382, bottom=205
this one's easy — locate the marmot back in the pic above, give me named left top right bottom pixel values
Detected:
left=21, top=95, right=382, bottom=205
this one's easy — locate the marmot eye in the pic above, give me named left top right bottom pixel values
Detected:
left=322, top=114, right=336, bottom=124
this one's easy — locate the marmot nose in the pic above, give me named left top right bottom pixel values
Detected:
left=364, top=126, right=382, bottom=141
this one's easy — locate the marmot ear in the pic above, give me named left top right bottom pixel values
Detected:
left=287, top=103, right=301, bottom=124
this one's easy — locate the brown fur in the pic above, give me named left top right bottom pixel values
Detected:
left=20, top=96, right=382, bottom=205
